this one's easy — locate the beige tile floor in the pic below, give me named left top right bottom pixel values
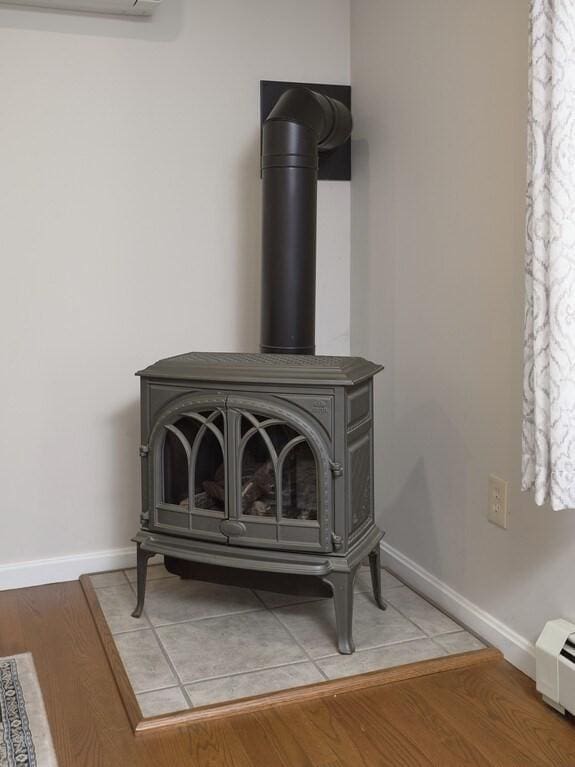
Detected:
left=90, top=562, right=485, bottom=718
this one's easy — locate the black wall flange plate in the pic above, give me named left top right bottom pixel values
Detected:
left=260, top=80, right=351, bottom=181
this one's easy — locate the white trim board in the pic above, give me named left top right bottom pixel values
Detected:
left=381, top=541, right=536, bottom=679
left=0, top=546, right=141, bottom=591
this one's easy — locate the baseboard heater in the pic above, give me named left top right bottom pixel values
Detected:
left=536, top=619, right=575, bottom=715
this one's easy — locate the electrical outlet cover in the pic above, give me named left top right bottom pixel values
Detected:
left=488, top=474, right=508, bottom=529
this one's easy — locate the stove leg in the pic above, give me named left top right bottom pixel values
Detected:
left=369, top=544, right=387, bottom=611
left=323, top=569, right=357, bottom=655
left=131, top=544, right=153, bottom=618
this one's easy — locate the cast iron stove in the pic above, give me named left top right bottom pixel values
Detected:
left=131, top=85, right=385, bottom=654
left=132, top=352, right=384, bottom=654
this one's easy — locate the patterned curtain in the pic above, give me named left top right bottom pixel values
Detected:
left=523, top=0, right=575, bottom=510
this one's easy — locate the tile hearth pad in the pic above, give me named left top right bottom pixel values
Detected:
left=89, top=562, right=485, bottom=718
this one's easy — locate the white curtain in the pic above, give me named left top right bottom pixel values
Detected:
left=523, top=0, right=575, bottom=510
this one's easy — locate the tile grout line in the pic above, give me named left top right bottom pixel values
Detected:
left=383, top=572, right=490, bottom=647
left=428, top=633, right=485, bottom=654
left=355, top=584, right=404, bottom=597
left=384, top=589, right=465, bottom=640
left=149, top=605, right=267, bottom=629
left=425, top=629, right=472, bottom=640
left=109, top=605, right=267, bottom=637
left=93, top=576, right=153, bottom=634
left=109, top=627, right=153, bottom=638
left=178, top=684, right=194, bottom=710
left=135, top=683, right=183, bottom=697
left=125, top=577, right=193, bottom=709
left=91, top=566, right=174, bottom=590
left=313, top=634, right=448, bottom=663
left=122, top=570, right=268, bottom=627
left=256, top=594, right=328, bottom=609
left=183, top=658, right=324, bottom=688
left=252, top=590, right=330, bottom=682
left=428, top=635, right=455, bottom=655
left=262, top=590, right=451, bottom=671
left=269, top=588, right=385, bottom=614
left=255, top=584, right=453, bottom=675
left=123, top=569, right=178, bottom=585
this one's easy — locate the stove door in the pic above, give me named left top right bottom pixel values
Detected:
left=149, top=394, right=228, bottom=542
left=225, top=396, right=332, bottom=553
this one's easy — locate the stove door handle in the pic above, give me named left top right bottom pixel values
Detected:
left=220, top=520, right=247, bottom=538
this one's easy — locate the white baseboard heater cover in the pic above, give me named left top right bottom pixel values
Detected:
left=0, top=0, right=161, bottom=15
left=536, top=618, right=575, bottom=715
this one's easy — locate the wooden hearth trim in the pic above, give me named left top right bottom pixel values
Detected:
left=136, top=647, right=502, bottom=734
left=80, top=575, right=144, bottom=731
left=80, top=575, right=501, bottom=734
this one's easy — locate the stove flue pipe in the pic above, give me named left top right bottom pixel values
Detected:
left=260, top=87, right=352, bottom=355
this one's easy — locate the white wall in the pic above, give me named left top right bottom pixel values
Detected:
left=0, top=0, right=350, bottom=580
left=351, top=0, right=575, bottom=672
left=7, top=0, right=565, bottom=669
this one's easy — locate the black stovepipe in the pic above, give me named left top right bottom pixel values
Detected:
left=260, top=87, right=352, bottom=355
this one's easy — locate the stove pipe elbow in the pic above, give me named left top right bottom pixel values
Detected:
left=260, top=88, right=352, bottom=355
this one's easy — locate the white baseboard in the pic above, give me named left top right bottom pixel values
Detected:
left=0, top=546, right=140, bottom=591
left=381, top=541, right=536, bottom=679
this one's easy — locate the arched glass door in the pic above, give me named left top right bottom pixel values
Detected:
left=228, top=403, right=327, bottom=551
left=150, top=394, right=331, bottom=551
left=155, top=407, right=228, bottom=541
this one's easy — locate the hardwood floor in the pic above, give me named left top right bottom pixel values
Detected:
left=1, top=580, right=574, bottom=766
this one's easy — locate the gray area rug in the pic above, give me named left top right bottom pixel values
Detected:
left=0, top=654, right=58, bottom=767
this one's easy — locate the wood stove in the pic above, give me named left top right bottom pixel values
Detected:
left=132, top=352, right=384, bottom=654
left=131, top=85, right=385, bottom=654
